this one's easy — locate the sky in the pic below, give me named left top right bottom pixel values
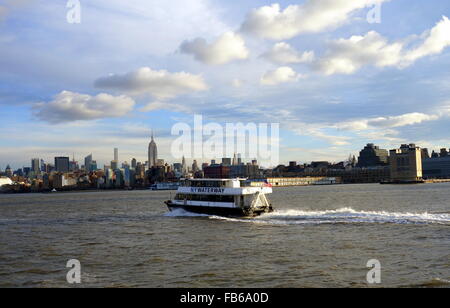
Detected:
left=1, top=0, right=450, bottom=169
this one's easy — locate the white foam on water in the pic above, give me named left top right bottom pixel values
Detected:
left=163, top=208, right=210, bottom=218
left=209, top=207, right=450, bottom=226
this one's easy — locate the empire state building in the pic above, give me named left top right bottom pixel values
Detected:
left=148, top=132, right=157, bottom=168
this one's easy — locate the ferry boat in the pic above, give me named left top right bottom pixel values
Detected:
left=164, top=178, right=274, bottom=217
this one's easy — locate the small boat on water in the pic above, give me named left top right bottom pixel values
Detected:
left=164, top=178, right=274, bottom=217
left=150, top=182, right=180, bottom=191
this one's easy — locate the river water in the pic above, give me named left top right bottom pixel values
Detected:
left=0, top=183, right=449, bottom=288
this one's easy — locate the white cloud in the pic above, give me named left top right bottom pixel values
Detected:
left=94, top=67, right=208, bottom=100
left=316, top=16, right=450, bottom=75
left=179, top=31, right=250, bottom=65
left=337, top=112, right=441, bottom=131
left=262, top=42, right=315, bottom=64
left=241, top=1, right=388, bottom=40
left=404, top=16, right=450, bottom=63
left=260, top=66, right=301, bottom=85
left=33, top=91, right=135, bottom=124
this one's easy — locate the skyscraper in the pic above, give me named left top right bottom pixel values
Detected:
left=31, top=158, right=40, bottom=174
left=148, top=131, right=158, bottom=168
left=182, top=156, right=187, bottom=174
left=114, top=148, right=119, bottom=162
left=84, top=154, right=93, bottom=172
left=55, top=157, right=70, bottom=173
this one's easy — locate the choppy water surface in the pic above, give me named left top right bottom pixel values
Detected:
left=0, top=183, right=449, bottom=288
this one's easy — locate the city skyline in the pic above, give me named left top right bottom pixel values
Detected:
left=2, top=1, right=450, bottom=169
left=2, top=136, right=450, bottom=172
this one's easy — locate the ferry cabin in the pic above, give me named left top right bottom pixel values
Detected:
left=172, top=178, right=272, bottom=211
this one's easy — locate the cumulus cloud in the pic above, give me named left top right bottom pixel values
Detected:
left=260, top=66, right=301, bottom=85
left=337, top=112, right=441, bottom=131
left=179, top=31, right=249, bottom=65
left=94, top=67, right=208, bottom=99
left=33, top=91, right=135, bottom=124
left=241, top=1, right=388, bottom=40
left=316, top=16, right=450, bottom=75
left=262, top=42, right=315, bottom=65
left=404, top=16, right=450, bottom=63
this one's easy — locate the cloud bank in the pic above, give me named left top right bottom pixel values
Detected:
left=94, top=67, right=208, bottom=99
left=33, top=91, right=135, bottom=124
left=241, top=1, right=388, bottom=40
left=316, top=16, right=450, bottom=75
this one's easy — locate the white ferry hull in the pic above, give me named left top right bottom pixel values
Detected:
left=165, top=200, right=273, bottom=217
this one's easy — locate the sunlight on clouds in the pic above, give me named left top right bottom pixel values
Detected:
left=180, top=32, right=250, bottom=65
left=260, top=66, right=301, bottom=86
left=316, top=16, right=450, bottom=75
left=33, top=91, right=135, bottom=124
left=261, top=42, right=315, bottom=65
left=94, top=67, right=208, bottom=100
left=241, top=1, right=389, bottom=40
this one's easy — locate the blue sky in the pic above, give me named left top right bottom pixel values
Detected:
left=1, top=0, right=450, bottom=169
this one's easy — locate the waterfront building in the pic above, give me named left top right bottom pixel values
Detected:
left=53, top=173, right=77, bottom=189
left=204, top=165, right=230, bottom=178
left=357, top=143, right=389, bottom=167
left=423, top=150, right=450, bottom=179
left=148, top=132, right=158, bottom=168
left=54, top=157, right=70, bottom=173
left=222, top=157, right=231, bottom=166
left=0, top=177, right=13, bottom=188
left=389, top=144, right=423, bottom=183
left=230, top=164, right=261, bottom=178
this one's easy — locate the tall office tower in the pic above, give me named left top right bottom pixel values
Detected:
left=31, top=158, right=40, bottom=174
left=232, top=153, right=237, bottom=166
left=237, top=153, right=242, bottom=165
left=84, top=154, right=93, bottom=172
left=54, top=157, right=70, bottom=173
left=181, top=156, right=187, bottom=174
left=114, top=148, right=119, bottom=162
left=131, top=158, right=137, bottom=169
left=192, top=160, right=199, bottom=172
left=148, top=131, right=158, bottom=168
left=111, top=160, right=118, bottom=170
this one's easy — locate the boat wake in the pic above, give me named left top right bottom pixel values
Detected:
left=164, top=208, right=210, bottom=217
left=219, top=208, right=450, bottom=226
left=166, top=207, right=450, bottom=226
left=164, top=208, right=450, bottom=226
